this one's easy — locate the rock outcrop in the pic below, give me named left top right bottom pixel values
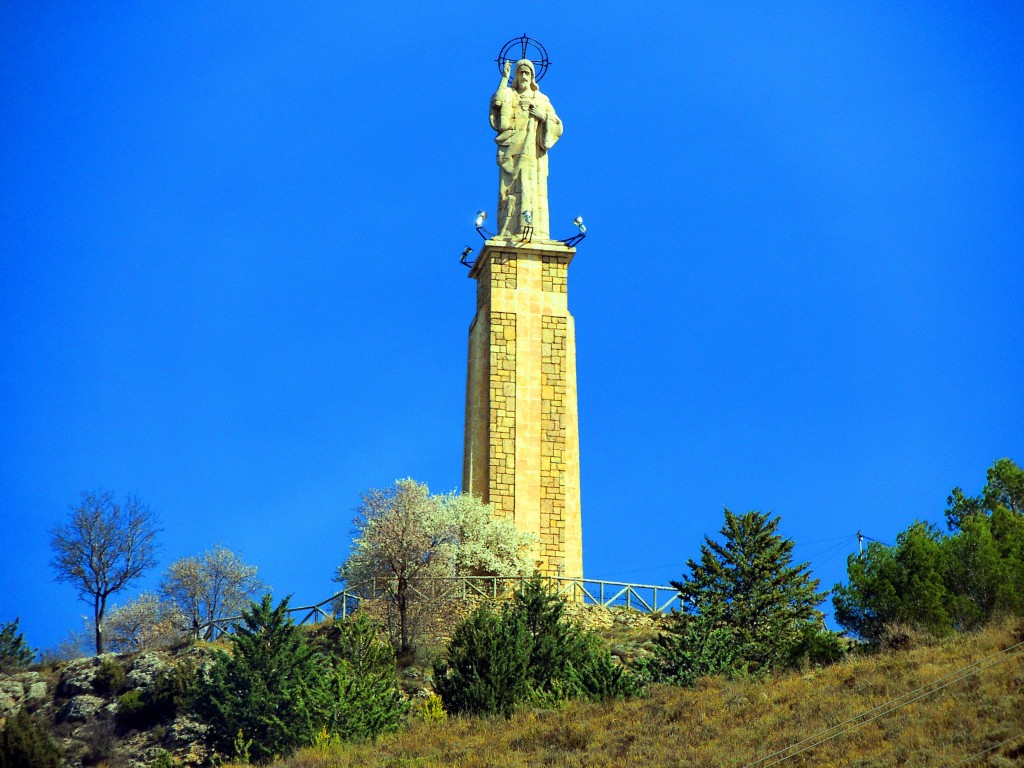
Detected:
left=0, top=646, right=218, bottom=768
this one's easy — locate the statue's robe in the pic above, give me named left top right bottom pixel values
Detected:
left=490, top=85, right=562, bottom=239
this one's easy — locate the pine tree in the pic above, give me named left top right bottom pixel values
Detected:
left=0, top=619, right=35, bottom=671
left=834, top=511, right=1024, bottom=642
left=433, top=605, right=531, bottom=717
left=311, top=614, right=408, bottom=741
left=667, top=509, right=827, bottom=675
left=192, top=595, right=328, bottom=761
left=434, top=577, right=633, bottom=716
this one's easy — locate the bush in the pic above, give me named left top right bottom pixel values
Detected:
left=639, top=608, right=753, bottom=687
left=784, top=623, right=846, bottom=669
left=0, top=710, right=62, bottom=768
left=434, top=605, right=530, bottom=717
left=192, top=598, right=407, bottom=761
left=414, top=694, right=447, bottom=724
left=116, top=690, right=147, bottom=727
left=93, top=656, right=127, bottom=696
left=434, top=577, right=636, bottom=716
left=117, top=663, right=189, bottom=730
left=310, top=614, right=408, bottom=741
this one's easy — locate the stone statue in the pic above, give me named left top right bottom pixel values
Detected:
left=490, top=58, right=563, bottom=239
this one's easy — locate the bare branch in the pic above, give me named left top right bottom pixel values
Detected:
left=49, top=490, right=161, bottom=654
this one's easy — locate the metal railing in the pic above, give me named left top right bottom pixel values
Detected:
left=197, top=575, right=681, bottom=639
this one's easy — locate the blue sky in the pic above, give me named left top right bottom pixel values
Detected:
left=2, top=2, right=1022, bottom=651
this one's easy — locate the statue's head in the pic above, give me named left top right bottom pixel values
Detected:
left=514, top=59, right=538, bottom=92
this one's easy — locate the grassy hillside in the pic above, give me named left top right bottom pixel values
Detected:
left=258, top=618, right=1024, bottom=768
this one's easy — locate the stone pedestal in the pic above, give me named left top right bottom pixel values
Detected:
left=463, top=239, right=583, bottom=579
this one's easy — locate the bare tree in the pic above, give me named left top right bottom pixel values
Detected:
left=50, top=491, right=161, bottom=654
left=160, top=544, right=266, bottom=637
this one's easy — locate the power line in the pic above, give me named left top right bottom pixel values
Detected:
left=752, top=644, right=1024, bottom=767
left=943, top=731, right=1024, bottom=767
left=806, top=539, right=854, bottom=562
left=743, top=640, right=1024, bottom=768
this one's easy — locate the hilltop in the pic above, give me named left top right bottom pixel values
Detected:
left=2, top=614, right=1023, bottom=766
left=258, top=618, right=1024, bottom=768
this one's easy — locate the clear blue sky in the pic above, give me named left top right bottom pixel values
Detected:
left=2, top=2, right=1022, bottom=651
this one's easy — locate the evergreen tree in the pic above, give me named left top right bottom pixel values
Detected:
left=0, top=618, right=35, bottom=671
left=991, top=505, right=1024, bottom=614
left=434, top=577, right=633, bottom=716
left=836, top=459, right=1024, bottom=643
left=310, top=614, right=408, bottom=741
left=0, top=710, right=61, bottom=768
left=508, top=577, right=628, bottom=704
left=833, top=522, right=956, bottom=642
left=642, top=605, right=751, bottom=687
left=892, top=522, right=954, bottom=633
left=832, top=540, right=904, bottom=643
left=945, top=457, right=1024, bottom=530
left=665, top=509, right=827, bottom=675
left=192, top=596, right=329, bottom=761
left=433, top=605, right=531, bottom=717
left=944, top=515, right=1004, bottom=628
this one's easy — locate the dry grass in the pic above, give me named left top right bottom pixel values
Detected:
left=264, top=618, right=1024, bottom=767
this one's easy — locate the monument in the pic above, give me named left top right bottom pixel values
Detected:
left=462, top=37, right=584, bottom=579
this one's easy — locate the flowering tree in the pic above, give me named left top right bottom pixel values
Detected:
left=103, top=592, right=186, bottom=652
left=160, top=544, right=266, bottom=637
left=337, top=479, right=535, bottom=655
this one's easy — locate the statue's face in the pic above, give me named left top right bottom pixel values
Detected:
left=516, top=66, right=533, bottom=90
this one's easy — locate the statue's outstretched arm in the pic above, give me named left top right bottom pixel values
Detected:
left=496, top=60, right=512, bottom=95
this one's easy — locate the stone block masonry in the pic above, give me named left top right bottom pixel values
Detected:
left=540, top=315, right=568, bottom=574
left=488, top=311, right=516, bottom=519
left=463, top=240, right=583, bottom=580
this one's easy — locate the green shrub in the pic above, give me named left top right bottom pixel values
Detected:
left=192, top=597, right=407, bottom=761
left=434, top=605, right=530, bottom=717
left=116, top=689, right=147, bottom=728
left=314, top=614, right=408, bottom=741
left=638, top=608, right=752, bottom=687
left=93, top=656, right=127, bottom=696
left=414, top=694, right=447, bottom=724
left=191, top=596, right=326, bottom=761
left=117, top=660, right=190, bottom=730
left=0, top=710, right=61, bottom=768
left=785, top=623, right=846, bottom=669
left=434, top=577, right=636, bottom=717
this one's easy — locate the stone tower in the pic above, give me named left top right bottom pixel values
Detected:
left=462, top=241, right=583, bottom=579
left=462, top=45, right=583, bottom=579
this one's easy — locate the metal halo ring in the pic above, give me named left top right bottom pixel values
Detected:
left=496, top=34, right=550, bottom=83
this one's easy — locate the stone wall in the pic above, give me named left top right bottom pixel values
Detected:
left=488, top=311, right=517, bottom=520
left=540, top=315, right=568, bottom=574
